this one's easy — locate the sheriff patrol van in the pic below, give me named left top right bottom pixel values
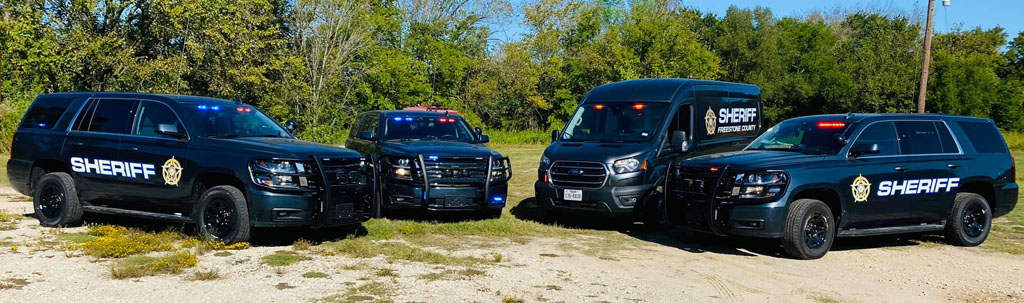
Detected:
left=535, top=79, right=762, bottom=226
left=668, top=113, right=1018, bottom=259
left=7, top=93, right=373, bottom=243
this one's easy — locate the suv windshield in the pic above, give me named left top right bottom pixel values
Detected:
left=383, top=115, right=476, bottom=143
left=190, top=104, right=290, bottom=138
left=747, top=119, right=848, bottom=155
left=562, top=103, right=669, bottom=142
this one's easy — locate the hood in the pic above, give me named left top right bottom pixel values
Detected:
left=381, top=141, right=502, bottom=158
left=544, top=141, right=652, bottom=164
left=221, top=137, right=362, bottom=158
left=683, top=150, right=829, bottom=170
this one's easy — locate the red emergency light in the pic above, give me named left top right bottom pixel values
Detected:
left=817, top=121, right=846, bottom=129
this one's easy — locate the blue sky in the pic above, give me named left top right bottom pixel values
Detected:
left=491, top=0, right=1024, bottom=44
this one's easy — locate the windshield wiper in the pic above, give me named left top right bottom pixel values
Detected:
left=208, top=134, right=239, bottom=139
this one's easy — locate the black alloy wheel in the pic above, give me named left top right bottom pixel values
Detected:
left=203, top=198, right=236, bottom=240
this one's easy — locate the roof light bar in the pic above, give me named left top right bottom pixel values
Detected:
left=817, top=121, right=846, bottom=128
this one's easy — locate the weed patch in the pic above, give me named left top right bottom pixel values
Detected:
left=317, top=281, right=396, bottom=303
left=261, top=251, right=308, bottom=267
left=187, top=269, right=222, bottom=281
left=418, top=268, right=486, bottom=281
left=0, top=278, right=29, bottom=290
left=321, top=238, right=488, bottom=266
left=302, top=271, right=329, bottom=279
left=77, top=226, right=181, bottom=258
left=0, top=210, right=22, bottom=230
left=109, top=252, right=198, bottom=279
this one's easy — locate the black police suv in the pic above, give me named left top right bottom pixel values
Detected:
left=7, top=93, right=372, bottom=243
left=345, top=108, right=510, bottom=218
left=536, top=79, right=762, bottom=226
left=668, top=114, right=1018, bottom=259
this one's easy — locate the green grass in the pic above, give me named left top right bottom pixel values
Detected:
left=260, top=251, right=308, bottom=267
left=981, top=149, right=1024, bottom=254
left=0, top=154, right=8, bottom=187
left=109, top=252, right=198, bottom=279
left=487, top=130, right=551, bottom=145
left=302, top=271, right=330, bottom=279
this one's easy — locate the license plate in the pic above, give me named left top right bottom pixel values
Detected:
left=444, top=196, right=472, bottom=208
left=563, top=189, right=583, bottom=201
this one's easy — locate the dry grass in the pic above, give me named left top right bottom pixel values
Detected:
left=109, top=252, right=198, bottom=279
left=0, top=210, right=22, bottom=231
left=302, top=271, right=329, bottom=279
left=316, top=281, right=397, bottom=303
left=260, top=250, right=309, bottom=267
left=319, top=238, right=491, bottom=266
left=187, top=269, right=223, bottom=281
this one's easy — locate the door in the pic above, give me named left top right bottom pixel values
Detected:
left=63, top=98, right=138, bottom=208
left=844, top=121, right=908, bottom=228
left=891, top=121, right=963, bottom=223
left=118, top=100, right=192, bottom=213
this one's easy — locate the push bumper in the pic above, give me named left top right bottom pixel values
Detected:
left=247, top=184, right=370, bottom=228
left=382, top=179, right=508, bottom=212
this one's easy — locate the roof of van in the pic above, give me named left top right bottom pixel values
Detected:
left=581, top=78, right=759, bottom=104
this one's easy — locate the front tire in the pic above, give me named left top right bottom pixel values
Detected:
left=945, top=193, right=991, bottom=247
left=195, top=185, right=251, bottom=244
left=782, top=199, right=835, bottom=260
left=639, top=194, right=669, bottom=231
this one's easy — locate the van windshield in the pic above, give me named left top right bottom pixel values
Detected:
left=561, top=103, right=669, bottom=142
left=746, top=119, right=848, bottom=155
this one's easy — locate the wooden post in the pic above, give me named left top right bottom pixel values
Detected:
left=917, top=0, right=936, bottom=114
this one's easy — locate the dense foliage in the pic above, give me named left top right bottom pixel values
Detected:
left=2, top=0, right=1023, bottom=151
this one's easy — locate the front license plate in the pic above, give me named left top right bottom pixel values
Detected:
left=563, top=189, right=583, bottom=201
left=444, top=196, right=472, bottom=208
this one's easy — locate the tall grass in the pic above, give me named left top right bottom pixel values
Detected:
left=486, top=130, right=550, bottom=145
left=1003, top=131, right=1024, bottom=151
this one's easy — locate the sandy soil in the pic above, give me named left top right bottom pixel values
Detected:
left=1, top=184, right=1022, bottom=303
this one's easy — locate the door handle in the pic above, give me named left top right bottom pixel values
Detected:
left=894, top=166, right=909, bottom=172
left=947, top=164, right=961, bottom=169
left=125, top=146, right=139, bottom=152
left=68, top=141, right=84, bottom=146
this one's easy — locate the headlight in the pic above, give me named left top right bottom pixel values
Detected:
left=540, top=155, right=550, bottom=168
left=384, top=157, right=417, bottom=180
left=491, top=158, right=511, bottom=181
left=612, top=157, right=645, bottom=174
left=250, top=159, right=314, bottom=189
left=730, top=172, right=788, bottom=199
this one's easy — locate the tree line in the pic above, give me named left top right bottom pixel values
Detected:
left=2, top=0, right=1023, bottom=152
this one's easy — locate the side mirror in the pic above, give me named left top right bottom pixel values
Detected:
left=833, top=134, right=849, bottom=146
left=479, top=134, right=490, bottom=143
left=358, top=131, right=375, bottom=141
left=671, top=131, right=690, bottom=153
left=551, top=130, right=560, bottom=142
left=285, top=119, right=298, bottom=132
left=156, top=124, right=186, bottom=139
left=475, top=127, right=483, bottom=135
left=850, top=143, right=880, bottom=158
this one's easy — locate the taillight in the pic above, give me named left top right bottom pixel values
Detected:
left=1012, top=154, right=1017, bottom=181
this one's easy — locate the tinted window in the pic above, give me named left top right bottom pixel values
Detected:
left=360, top=115, right=379, bottom=136
left=853, top=122, right=900, bottom=156
left=382, top=115, right=475, bottom=143
left=747, top=119, right=847, bottom=155
left=88, top=99, right=137, bottom=134
left=895, top=121, right=946, bottom=155
left=73, top=100, right=98, bottom=131
left=133, top=101, right=185, bottom=138
left=190, top=103, right=289, bottom=138
left=350, top=116, right=367, bottom=139
left=20, top=97, right=73, bottom=129
left=934, top=122, right=959, bottom=154
left=957, top=121, right=1008, bottom=154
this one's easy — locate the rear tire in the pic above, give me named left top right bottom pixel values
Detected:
left=33, top=172, right=83, bottom=227
left=195, top=185, right=251, bottom=244
left=945, top=193, right=991, bottom=247
left=782, top=199, right=835, bottom=260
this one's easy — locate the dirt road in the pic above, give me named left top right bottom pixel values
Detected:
left=1, top=184, right=1022, bottom=303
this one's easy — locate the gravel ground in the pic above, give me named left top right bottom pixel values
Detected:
left=1, top=184, right=1023, bottom=303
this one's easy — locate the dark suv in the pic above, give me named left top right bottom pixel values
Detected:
left=668, top=114, right=1018, bottom=259
left=345, top=108, right=510, bottom=218
left=7, top=93, right=372, bottom=243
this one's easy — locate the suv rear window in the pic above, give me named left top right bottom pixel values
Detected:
left=20, top=96, right=74, bottom=129
left=957, top=121, right=1008, bottom=154
left=895, top=121, right=958, bottom=155
left=75, top=99, right=138, bottom=134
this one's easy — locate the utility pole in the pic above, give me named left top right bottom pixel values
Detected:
left=916, top=0, right=936, bottom=114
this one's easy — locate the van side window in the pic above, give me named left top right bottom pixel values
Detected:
left=853, top=122, right=899, bottom=156
left=133, top=101, right=185, bottom=138
left=20, top=96, right=74, bottom=129
left=957, top=121, right=1009, bottom=154
left=895, top=121, right=947, bottom=155
left=87, top=99, right=138, bottom=134
left=667, top=104, right=692, bottom=140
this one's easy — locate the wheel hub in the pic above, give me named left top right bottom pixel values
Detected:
left=804, top=212, right=829, bottom=249
left=203, top=199, right=235, bottom=240
left=38, top=184, right=64, bottom=219
left=962, top=204, right=987, bottom=238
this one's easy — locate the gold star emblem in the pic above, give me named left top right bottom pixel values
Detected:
left=705, top=107, right=717, bottom=135
left=851, top=174, right=871, bottom=202
left=162, top=156, right=183, bottom=186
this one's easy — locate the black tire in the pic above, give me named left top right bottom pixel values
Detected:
left=32, top=172, right=84, bottom=227
left=782, top=199, right=835, bottom=260
left=945, top=193, right=992, bottom=247
left=639, top=194, right=669, bottom=231
left=195, top=185, right=251, bottom=244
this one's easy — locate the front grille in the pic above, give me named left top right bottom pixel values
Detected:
left=549, top=161, right=607, bottom=188
left=423, top=156, right=489, bottom=183
left=320, top=157, right=368, bottom=186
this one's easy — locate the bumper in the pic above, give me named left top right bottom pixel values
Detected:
left=382, top=179, right=508, bottom=212
left=247, top=184, right=371, bottom=228
left=6, top=158, right=31, bottom=196
left=717, top=201, right=787, bottom=238
left=994, top=182, right=1019, bottom=218
left=534, top=180, right=651, bottom=216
